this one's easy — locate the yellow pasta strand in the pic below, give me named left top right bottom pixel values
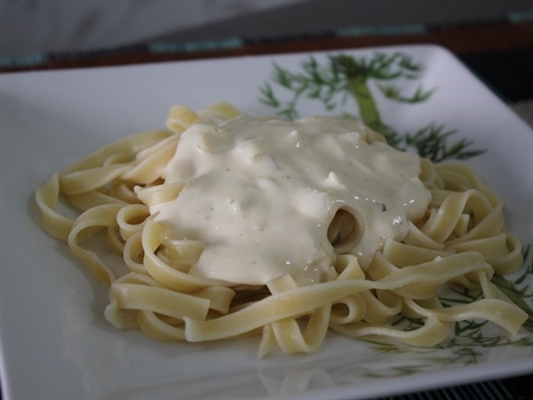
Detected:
left=67, top=203, right=124, bottom=287
left=35, top=173, right=74, bottom=240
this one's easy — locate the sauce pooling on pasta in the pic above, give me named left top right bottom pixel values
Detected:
left=151, top=115, right=431, bottom=286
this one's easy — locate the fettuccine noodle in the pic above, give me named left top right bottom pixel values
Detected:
left=36, top=103, right=526, bottom=356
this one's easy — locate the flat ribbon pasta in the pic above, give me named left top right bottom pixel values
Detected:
left=35, top=103, right=527, bottom=357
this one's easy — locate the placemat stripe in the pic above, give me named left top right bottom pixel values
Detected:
left=380, top=373, right=532, bottom=399
left=459, top=49, right=533, bottom=102
left=1, top=14, right=532, bottom=72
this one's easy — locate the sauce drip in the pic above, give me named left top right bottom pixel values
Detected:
left=151, top=115, right=431, bottom=286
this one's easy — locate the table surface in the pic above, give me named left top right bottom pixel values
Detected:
left=1, top=12, right=532, bottom=400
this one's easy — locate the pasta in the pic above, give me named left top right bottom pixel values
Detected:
left=36, top=103, right=527, bottom=356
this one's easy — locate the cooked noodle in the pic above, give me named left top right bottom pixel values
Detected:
left=36, top=103, right=526, bottom=356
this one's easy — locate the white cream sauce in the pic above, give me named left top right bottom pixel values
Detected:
left=150, top=115, right=431, bottom=286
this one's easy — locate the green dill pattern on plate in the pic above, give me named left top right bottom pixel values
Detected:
left=258, top=51, right=533, bottom=368
left=259, top=52, right=485, bottom=161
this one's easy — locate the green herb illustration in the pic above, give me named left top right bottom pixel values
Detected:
left=259, top=52, right=485, bottom=161
left=492, top=245, right=533, bottom=333
left=363, top=244, right=533, bottom=373
left=257, top=51, right=532, bottom=368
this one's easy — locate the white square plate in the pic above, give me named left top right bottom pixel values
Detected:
left=1, top=45, right=532, bottom=399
